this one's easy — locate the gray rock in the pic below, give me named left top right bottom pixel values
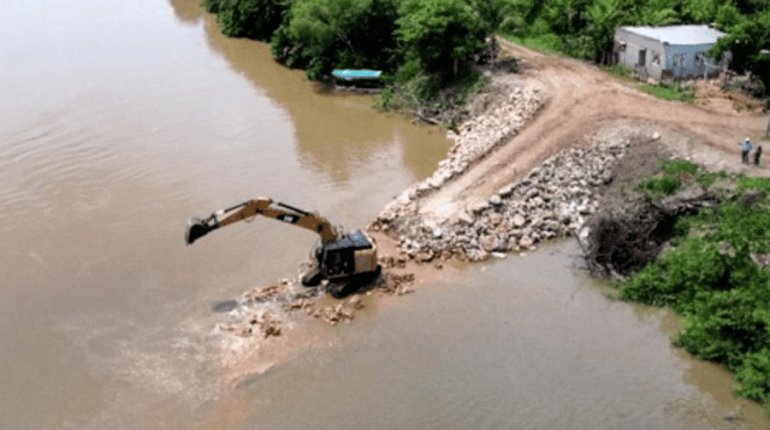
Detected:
left=480, top=234, right=504, bottom=253
left=512, top=214, right=526, bottom=227
left=498, top=184, right=515, bottom=198
left=470, top=200, right=490, bottom=214
left=488, top=212, right=503, bottom=226
left=519, top=236, right=534, bottom=248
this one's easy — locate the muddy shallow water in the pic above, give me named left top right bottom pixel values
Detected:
left=1, top=0, right=768, bottom=429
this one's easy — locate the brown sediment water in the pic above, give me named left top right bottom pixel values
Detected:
left=0, top=0, right=768, bottom=429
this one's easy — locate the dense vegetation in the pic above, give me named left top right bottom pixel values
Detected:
left=621, top=161, right=770, bottom=415
left=203, top=0, right=769, bottom=108
left=494, top=0, right=770, bottom=91
left=203, top=0, right=494, bottom=110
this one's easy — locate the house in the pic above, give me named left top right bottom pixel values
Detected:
left=614, top=25, right=729, bottom=81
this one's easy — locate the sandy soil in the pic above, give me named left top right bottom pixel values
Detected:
left=417, top=40, right=769, bottom=225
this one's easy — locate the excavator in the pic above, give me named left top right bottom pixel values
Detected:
left=185, top=197, right=381, bottom=298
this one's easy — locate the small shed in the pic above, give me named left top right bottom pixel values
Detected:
left=614, top=25, right=728, bottom=81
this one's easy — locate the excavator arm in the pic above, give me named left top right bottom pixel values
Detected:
left=185, top=197, right=338, bottom=245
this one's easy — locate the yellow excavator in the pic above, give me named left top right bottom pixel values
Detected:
left=185, top=197, right=381, bottom=298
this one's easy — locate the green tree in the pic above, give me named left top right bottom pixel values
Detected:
left=585, top=0, right=628, bottom=64
left=206, top=0, right=288, bottom=40
left=470, top=0, right=512, bottom=33
left=712, top=9, right=770, bottom=91
left=396, top=0, right=487, bottom=80
left=633, top=0, right=679, bottom=26
left=679, top=0, right=720, bottom=23
left=274, top=0, right=399, bottom=78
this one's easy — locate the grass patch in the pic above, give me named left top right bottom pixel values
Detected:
left=738, top=176, right=770, bottom=193
left=638, top=176, right=681, bottom=196
left=661, top=159, right=699, bottom=175
left=637, top=158, right=709, bottom=196
left=501, top=33, right=564, bottom=55
left=602, top=65, right=695, bottom=103
left=604, top=64, right=632, bottom=78
left=638, top=82, right=695, bottom=103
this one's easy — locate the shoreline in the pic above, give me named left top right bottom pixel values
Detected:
left=215, top=39, right=769, bottom=340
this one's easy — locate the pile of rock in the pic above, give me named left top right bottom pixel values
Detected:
left=306, top=299, right=360, bottom=326
left=375, top=138, right=631, bottom=262
left=373, top=272, right=416, bottom=296
left=216, top=265, right=418, bottom=337
left=219, top=310, right=283, bottom=339
left=379, top=85, right=543, bottom=222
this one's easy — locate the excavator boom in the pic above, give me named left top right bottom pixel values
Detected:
left=185, top=197, right=338, bottom=245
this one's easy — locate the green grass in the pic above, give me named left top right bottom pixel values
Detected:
left=661, top=159, right=699, bottom=175
left=604, top=64, right=632, bottom=78
left=501, top=33, right=564, bottom=55
left=638, top=82, right=695, bottom=102
left=603, top=64, right=695, bottom=103
left=638, top=175, right=682, bottom=196
left=637, top=158, right=707, bottom=196
left=738, top=176, right=770, bottom=193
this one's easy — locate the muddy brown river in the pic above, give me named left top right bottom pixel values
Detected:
left=1, top=1, right=769, bottom=429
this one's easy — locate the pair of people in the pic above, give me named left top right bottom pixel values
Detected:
left=740, top=137, right=762, bottom=166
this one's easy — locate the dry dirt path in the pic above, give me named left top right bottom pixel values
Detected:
left=418, top=40, right=768, bottom=224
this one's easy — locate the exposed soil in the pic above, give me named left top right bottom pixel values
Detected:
left=415, top=40, right=768, bottom=227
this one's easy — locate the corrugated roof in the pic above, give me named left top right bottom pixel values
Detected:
left=619, top=25, right=725, bottom=45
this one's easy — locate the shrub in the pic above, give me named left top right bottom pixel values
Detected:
left=737, top=349, right=770, bottom=404
left=661, top=159, right=699, bottom=175
left=639, top=175, right=681, bottom=195
left=212, top=0, right=288, bottom=40
left=619, top=173, right=770, bottom=411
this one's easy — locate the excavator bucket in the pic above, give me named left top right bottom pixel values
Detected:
left=185, top=218, right=211, bottom=245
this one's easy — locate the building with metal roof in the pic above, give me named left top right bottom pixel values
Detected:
left=614, top=25, right=729, bottom=81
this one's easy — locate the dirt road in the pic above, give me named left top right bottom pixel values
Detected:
left=418, top=40, right=768, bottom=224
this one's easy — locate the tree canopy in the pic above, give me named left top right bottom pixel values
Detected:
left=205, top=0, right=770, bottom=93
left=396, top=0, right=486, bottom=80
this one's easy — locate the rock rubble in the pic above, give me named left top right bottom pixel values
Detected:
left=373, top=137, right=631, bottom=262
left=216, top=266, right=417, bottom=339
left=379, top=85, right=543, bottom=220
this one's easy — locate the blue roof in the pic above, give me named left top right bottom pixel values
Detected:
left=620, top=25, right=725, bottom=45
left=332, top=69, right=382, bottom=80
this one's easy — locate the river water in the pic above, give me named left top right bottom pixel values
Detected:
left=1, top=1, right=768, bottom=429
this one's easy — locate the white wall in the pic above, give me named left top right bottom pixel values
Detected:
left=614, top=29, right=724, bottom=80
left=615, top=28, right=665, bottom=80
left=664, top=43, right=722, bottom=79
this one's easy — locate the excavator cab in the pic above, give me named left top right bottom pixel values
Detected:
left=313, top=230, right=380, bottom=297
left=320, top=230, right=378, bottom=279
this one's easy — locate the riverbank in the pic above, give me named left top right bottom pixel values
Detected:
left=207, top=33, right=770, bottom=423
left=216, top=39, right=768, bottom=337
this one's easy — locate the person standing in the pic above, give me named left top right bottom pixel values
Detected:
left=754, top=145, right=763, bottom=166
left=740, top=137, right=753, bottom=164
